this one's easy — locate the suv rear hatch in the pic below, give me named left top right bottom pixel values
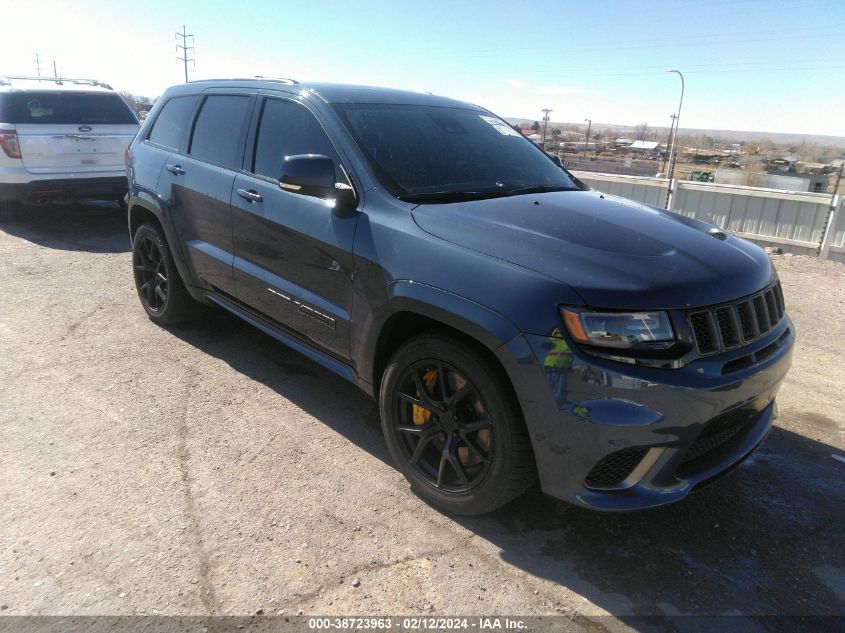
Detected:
left=3, top=91, right=138, bottom=174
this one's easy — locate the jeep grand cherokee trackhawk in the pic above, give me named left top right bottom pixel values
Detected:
left=125, top=79, right=794, bottom=515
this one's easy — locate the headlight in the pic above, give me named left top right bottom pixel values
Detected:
left=560, top=308, right=674, bottom=348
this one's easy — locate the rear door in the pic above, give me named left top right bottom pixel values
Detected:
left=156, top=92, right=254, bottom=296
left=9, top=91, right=139, bottom=174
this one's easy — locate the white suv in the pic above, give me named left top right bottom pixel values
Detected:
left=0, top=76, right=139, bottom=213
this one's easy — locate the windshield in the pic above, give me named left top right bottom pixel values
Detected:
left=332, top=103, right=580, bottom=202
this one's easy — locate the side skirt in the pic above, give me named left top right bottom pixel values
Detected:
left=205, top=291, right=366, bottom=390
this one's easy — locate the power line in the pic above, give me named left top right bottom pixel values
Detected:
left=176, top=25, right=195, bottom=83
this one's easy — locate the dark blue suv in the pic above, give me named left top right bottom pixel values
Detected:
left=125, top=79, right=794, bottom=515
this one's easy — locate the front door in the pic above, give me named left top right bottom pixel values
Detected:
left=231, top=96, right=359, bottom=360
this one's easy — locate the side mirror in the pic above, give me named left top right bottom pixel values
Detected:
left=547, top=153, right=563, bottom=168
left=279, top=154, right=356, bottom=210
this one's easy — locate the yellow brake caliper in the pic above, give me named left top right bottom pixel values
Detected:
left=413, top=368, right=439, bottom=425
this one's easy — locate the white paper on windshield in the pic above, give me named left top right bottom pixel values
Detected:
left=479, top=115, right=520, bottom=136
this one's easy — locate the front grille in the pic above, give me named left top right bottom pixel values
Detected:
left=688, top=281, right=785, bottom=356
left=677, top=409, right=760, bottom=477
left=585, top=447, right=648, bottom=489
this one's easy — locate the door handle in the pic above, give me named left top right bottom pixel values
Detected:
left=237, top=188, right=263, bottom=203
left=165, top=164, right=185, bottom=175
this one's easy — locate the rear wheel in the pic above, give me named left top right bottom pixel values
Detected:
left=132, top=223, right=198, bottom=324
left=379, top=333, right=536, bottom=515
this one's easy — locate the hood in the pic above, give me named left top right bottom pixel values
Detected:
left=411, top=190, right=773, bottom=310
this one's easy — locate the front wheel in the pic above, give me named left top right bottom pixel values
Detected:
left=132, top=223, right=198, bottom=325
left=379, top=333, right=537, bottom=515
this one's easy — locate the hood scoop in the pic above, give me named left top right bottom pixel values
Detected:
left=708, top=227, right=728, bottom=241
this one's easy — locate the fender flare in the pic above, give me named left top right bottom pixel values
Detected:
left=356, top=280, right=522, bottom=392
left=127, top=190, right=199, bottom=292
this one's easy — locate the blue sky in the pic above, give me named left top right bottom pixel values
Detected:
left=4, top=0, right=845, bottom=136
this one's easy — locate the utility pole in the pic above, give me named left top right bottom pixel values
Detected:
left=664, top=69, right=685, bottom=210
left=53, top=61, right=58, bottom=78
left=541, top=108, right=552, bottom=148
left=661, top=113, right=677, bottom=174
left=34, top=50, right=42, bottom=76
left=176, top=25, right=195, bottom=83
left=584, top=118, right=592, bottom=156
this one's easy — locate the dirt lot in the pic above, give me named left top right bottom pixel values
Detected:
left=0, top=204, right=843, bottom=627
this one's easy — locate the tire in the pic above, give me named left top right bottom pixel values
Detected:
left=379, top=332, right=537, bottom=515
left=132, top=223, right=199, bottom=325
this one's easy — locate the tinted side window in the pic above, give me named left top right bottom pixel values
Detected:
left=253, top=99, right=338, bottom=180
left=1, top=92, right=138, bottom=125
left=189, top=95, right=251, bottom=168
left=148, top=96, right=199, bottom=151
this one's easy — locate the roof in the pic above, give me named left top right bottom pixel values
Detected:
left=170, top=78, right=483, bottom=110
left=629, top=140, right=660, bottom=150
left=0, top=76, right=114, bottom=93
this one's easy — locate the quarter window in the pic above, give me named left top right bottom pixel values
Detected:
left=189, top=95, right=251, bottom=168
left=253, top=98, right=338, bottom=180
left=148, top=96, right=199, bottom=151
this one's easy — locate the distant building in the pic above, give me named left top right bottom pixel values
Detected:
left=715, top=169, right=828, bottom=193
left=629, top=140, right=660, bottom=153
left=559, top=141, right=600, bottom=152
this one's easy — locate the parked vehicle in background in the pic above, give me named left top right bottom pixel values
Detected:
left=0, top=76, right=139, bottom=216
left=125, top=79, right=794, bottom=515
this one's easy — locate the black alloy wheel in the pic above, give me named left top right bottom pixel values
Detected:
left=134, top=234, right=168, bottom=313
left=392, top=360, right=493, bottom=493
left=380, top=333, right=537, bottom=515
left=131, top=223, right=198, bottom=324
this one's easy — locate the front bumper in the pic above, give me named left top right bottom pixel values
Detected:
left=0, top=175, right=128, bottom=203
left=496, top=316, right=794, bottom=511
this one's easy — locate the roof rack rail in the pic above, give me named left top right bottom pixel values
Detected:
left=253, top=76, right=298, bottom=84
left=0, top=76, right=113, bottom=89
left=187, top=77, right=298, bottom=85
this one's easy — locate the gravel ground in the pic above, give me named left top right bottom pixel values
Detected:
left=0, top=205, right=843, bottom=628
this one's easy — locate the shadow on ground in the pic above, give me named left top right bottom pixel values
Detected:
left=0, top=202, right=129, bottom=253
left=167, top=310, right=845, bottom=624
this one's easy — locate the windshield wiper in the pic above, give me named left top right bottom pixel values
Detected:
left=399, top=185, right=578, bottom=203
left=501, top=184, right=579, bottom=195
left=398, top=190, right=509, bottom=203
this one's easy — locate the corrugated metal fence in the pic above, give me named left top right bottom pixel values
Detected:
left=572, top=171, right=844, bottom=262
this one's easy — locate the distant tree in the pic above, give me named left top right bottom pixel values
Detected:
left=531, top=121, right=540, bottom=131
left=119, top=91, right=139, bottom=115
left=742, top=160, right=766, bottom=187
left=694, top=134, right=715, bottom=149
left=634, top=123, right=650, bottom=141
left=512, top=123, right=521, bottom=132
left=119, top=91, right=153, bottom=117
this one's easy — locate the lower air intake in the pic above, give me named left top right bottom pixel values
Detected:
left=585, top=447, right=649, bottom=489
